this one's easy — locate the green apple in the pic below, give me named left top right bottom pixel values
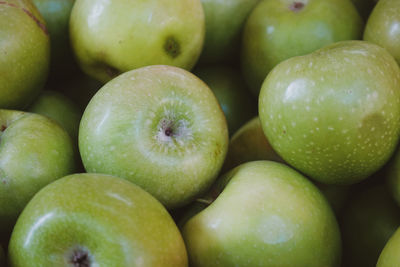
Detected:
left=8, top=173, right=188, bottom=266
left=0, top=110, right=76, bottom=240
left=241, top=0, right=363, bottom=96
left=182, top=161, right=341, bottom=267
left=70, top=0, right=205, bottom=83
left=28, top=90, right=82, bottom=142
left=340, top=185, right=400, bottom=267
left=194, top=65, right=256, bottom=135
left=259, top=40, right=400, bottom=185
left=0, top=0, right=50, bottom=108
left=79, top=65, right=228, bottom=209
left=32, top=0, right=76, bottom=79
left=221, top=116, right=284, bottom=173
left=198, top=0, right=260, bottom=64
left=364, top=0, right=400, bottom=65
left=377, top=227, right=400, bottom=267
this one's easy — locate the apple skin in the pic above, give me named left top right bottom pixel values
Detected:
left=31, top=0, right=76, bottom=78
left=8, top=173, right=188, bottom=267
left=28, top=90, right=82, bottom=142
left=259, top=40, right=400, bottom=185
left=340, top=185, right=400, bottom=267
left=241, top=0, right=363, bottom=96
left=364, top=0, right=400, bottom=65
left=0, top=110, right=76, bottom=240
left=70, top=0, right=205, bottom=83
left=0, top=0, right=50, bottom=109
left=377, top=227, right=400, bottom=267
left=79, top=65, right=228, bottom=209
left=194, top=65, right=256, bottom=135
left=182, top=161, right=341, bottom=267
left=198, top=0, right=260, bottom=64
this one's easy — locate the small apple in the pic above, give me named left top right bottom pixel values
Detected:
left=79, top=65, right=228, bottom=209
left=8, top=173, right=188, bottom=266
left=259, top=40, right=400, bottom=185
left=241, top=0, right=363, bottom=96
left=340, top=185, right=400, bottom=267
left=198, top=0, right=260, bottom=64
left=28, top=90, right=82, bottom=142
left=364, top=0, right=400, bottom=65
left=182, top=161, right=341, bottom=267
left=377, top=227, right=400, bottom=267
left=0, top=110, right=76, bottom=240
left=194, top=65, right=256, bottom=135
left=221, top=116, right=284, bottom=173
left=0, top=0, right=50, bottom=108
left=70, top=0, right=205, bottom=83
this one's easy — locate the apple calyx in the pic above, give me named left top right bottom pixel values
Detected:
left=164, top=36, right=181, bottom=58
left=69, top=248, right=92, bottom=267
left=156, top=115, right=193, bottom=145
left=290, top=1, right=305, bottom=12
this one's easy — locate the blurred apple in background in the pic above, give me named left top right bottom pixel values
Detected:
left=70, top=0, right=205, bottom=83
left=241, top=0, right=363, bottom=96
left=377, top=227, right=400, bottom=267
left=198, top=0, right=260, bottom=64
left=340, top=185, right=400, bottom=267
left=194, top=65, right=256, bottom=135
left=182, top=161, right=341, bottom=267
left=8, top=173, right=188, bottom=266
left=79, top=65, right=228, bottom=209
left=0, top=0, right=50, bottom=108
left=28, top=90, right=82, bottom=142
left=259, top=41, right=400, bottom=185
left=364, top=0, right=400, bottom=65
left=0, top=111, right=76, bottom=241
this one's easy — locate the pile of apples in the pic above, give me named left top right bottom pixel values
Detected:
left=1, top=0, right=400, bottom=266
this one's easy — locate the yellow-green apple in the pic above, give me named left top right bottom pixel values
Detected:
left=198, top=0, right=260, bottom=64
left=32, top=0, right=76, bottom=79
left=259, top=41, right=400, bottom=185
left=221, top=116, right=283, bottom=173
left=364, top=0, right=400, bottom=64
left=182, top=161, right=341, bottom=267
left=377, top=227, right=400, bottom=267
left=70, top=0, right=205, bottom=83
left=79, top=65, right=228, bottom=209
left=194, top=65, right=256, bottom=135
left=340, top=185, right=400, bottom=267
left=8, top=173, right=188, bottom=266
left=0, top=110, right=76, bottom=240
left=28, top=90, right=82, bottom=142
left=242, top=0, right=363, bottom=96
left=0, top=0, right=50, bottom=108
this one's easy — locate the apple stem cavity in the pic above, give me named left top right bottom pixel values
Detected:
left=69, top=247, right=92, bottom=267
left=290, top=1, right=305, bottom=12
left=156, top=114, right=193, bottom=146
left=0, top=125, right=6, bottom=132
left=164, top=36, right=181, bottom=58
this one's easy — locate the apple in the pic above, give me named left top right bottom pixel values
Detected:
left=79, top=65, right=228, bottom=209
left=340, top=185, right=400, bottom=267
left=194, top=65, right=256, bottom=135
left=0, top=0, right=50, bottom=109
left=377, top=227, right=400, bottom=267
left=241, top=0, right=363, bottom=96
left=182, top=161, right=341, bottom=267
left=364, top=0, right=400, bottom=65
left=70, top=0, right=205, bottom=83
left=198, top=0, right=260, bottom=64
left=31, top=0, right=76, bottom=79
left=0, top=110, right=76, bottom=240
left=28, top=90, right=82, bottom=142
left=221, top=116, right=284, bottom=173
left=8, top=173, right=188, bottom=266
left=259, top=40, right=400, bottom=185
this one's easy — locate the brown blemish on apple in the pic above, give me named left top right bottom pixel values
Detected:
left=164, top=36, right=181, bottom=58
left=0, top=125, right=6, bottom=131
left=0, top=1, right=48, bottom=35
left=290, top=1, right=305, bottom=12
